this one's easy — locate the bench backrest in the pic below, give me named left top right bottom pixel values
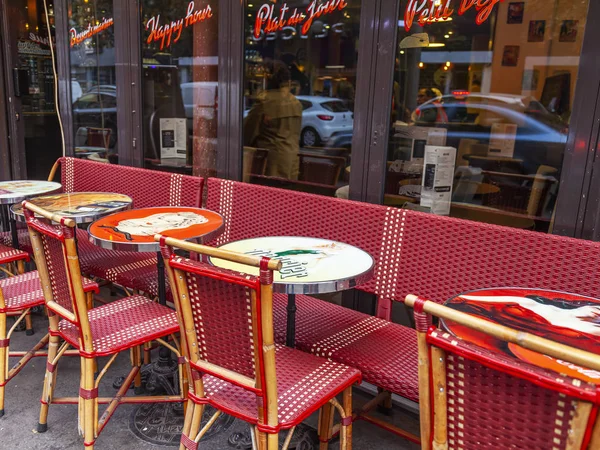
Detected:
left=206, top=178, right=404, bottom=299
left=57, top=157, right=203, bottom=208
left=207, top=178, right=600, bottom=323
left=394, top=210, right=600, bottom=310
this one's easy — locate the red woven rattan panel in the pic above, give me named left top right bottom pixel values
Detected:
left=430, top=331, right=596, bottom=450
left=205, top=178, right=402, bottom=298
left=37, top=227, right=76, bottom=314
left=173, top=256, right=259, bottom=379
left=0, top=230, right=32, bottom=253
left=273, top=294, right=419, bottom=401
left=0, top=271, right=98, bottom=313
left=58, top=295, right=178, bottom=356
left=0, top=244, right=29, bottom=265
left=397, top=210, right=600, bottom=304
left=60, top=157, right=203, bottom=208
left=195, top=344, right=361, bottom=428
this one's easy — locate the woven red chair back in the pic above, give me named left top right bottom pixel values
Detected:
left=205, top=178, right=400, bottom=298
left=24, top=214, right=80, bottom=317
left=396, top=210, right=600, bottom=305
left=424, top=329, right=598, bottom=449
left=168, top=255, right=264, bottom=381
left=58, top=157, right=203, bottom=208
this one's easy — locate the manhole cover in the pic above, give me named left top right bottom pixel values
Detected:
left=130, top=403, right=235, bottom=447
left=130, top=403, right=320, bottom=449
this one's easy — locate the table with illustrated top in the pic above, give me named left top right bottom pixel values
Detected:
left=0, top=180, right=61, bottom=249
left=443, top=287, right=600, bottom=384
left=212, top=236, right=375, bottom=347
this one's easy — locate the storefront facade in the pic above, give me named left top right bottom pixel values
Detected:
left=1, top=0, right=600, bottom=239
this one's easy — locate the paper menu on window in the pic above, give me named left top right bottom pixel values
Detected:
left=489, top=123, right=517, bottom=158
left=160, top=118, right=187, bottom=160
left=420, top=146, right=456, bottom=216
left=393, top=125, right=447, bottom=161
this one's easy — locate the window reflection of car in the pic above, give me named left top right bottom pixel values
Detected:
left=416, top=93, right=568, bottom=174
left=243, top=95, right=354, bottom=147
left=296, top=96, right=354, bottom=147
left=72, top=87, right=118, bottom=149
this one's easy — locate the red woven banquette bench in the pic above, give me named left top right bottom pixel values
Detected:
left=206, top=177, right=600, bottom=442
left=2, top=157, right=203, bottom=298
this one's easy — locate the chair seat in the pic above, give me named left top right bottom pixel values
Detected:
left=58, top=295, right=178, bottom=357
left=198, top=344, right=361, bottom=429
left=0, top=244, right=29, bottom=265
left=0, top=230, right=32, bottom=254
left=273, top=294, right=419, bottom=402
left=0, top=271, right=99, bottom=313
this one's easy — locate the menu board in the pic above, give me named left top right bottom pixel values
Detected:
left=160, top=118, right=187, bottom=160
left=420, top=145, right=456, bottom=216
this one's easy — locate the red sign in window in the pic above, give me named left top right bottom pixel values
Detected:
left=146, top=0, right=213, bottom=50
left=253, top=0, right=348, bottom=40
left=404, top=0, right=502, bottom=32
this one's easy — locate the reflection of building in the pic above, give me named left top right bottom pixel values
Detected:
left=244, top=0, right=360, bottom=110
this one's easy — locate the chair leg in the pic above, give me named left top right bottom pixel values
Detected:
left=179, top=399, right=195, bottom=450
left=131, top=347, right=143, bottom=395
left=318, top=402, right=335, bottom=450
left=38, top=332, right=60, bottom=432
left=342, top=387, right=353, bottom=450
left=179, top=400, right=204, bottom=450
left=86, top=292, right=94, bottom=310
left=0, top=312, right=7, bottom=417
left=143, top=342, right=151, bottom=365
left=81, top=357, right=97, bottom=449
left=266, top=432, right=278, bottom=450
left=256, top=429, right=268, bottom=450
left=25, top=311, right=34, bottom=336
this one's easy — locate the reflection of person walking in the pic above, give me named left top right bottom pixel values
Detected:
left=244, top=61, right=303, bottom=180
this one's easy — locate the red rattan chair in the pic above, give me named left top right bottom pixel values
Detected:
left=405, top=294, right=600, bottom=450
left=206, top=178, right=420, bottom=440
left=24, top=202, right=185, bottom=449
left=159, top=235, right=362, bottom=450
left=0, top=243, right=98, bottom=417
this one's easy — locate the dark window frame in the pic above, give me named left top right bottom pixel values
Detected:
left=2, top=0, right=598, bottom=239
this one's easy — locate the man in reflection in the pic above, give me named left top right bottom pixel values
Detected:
left=244, top=61, right=303, bottom=180
left=413, top=87, right=448, bottom=123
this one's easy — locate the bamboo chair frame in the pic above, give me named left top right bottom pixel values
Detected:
left=158, top=235, right=356, bottom=450
left=24, top=202, right=185, bottom=449
left=0, top=243, right=96, bottom=418
left=405, top=294, right=600, bottom=450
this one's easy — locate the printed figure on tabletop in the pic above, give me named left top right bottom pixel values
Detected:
left=447, top=288, right=600, bottom=384
left=102, top=212, right=208, bottom=240
left=246, top=242, right=349, bottom=280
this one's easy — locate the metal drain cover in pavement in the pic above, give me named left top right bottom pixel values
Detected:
left=130, top=403, right=319, bottom=449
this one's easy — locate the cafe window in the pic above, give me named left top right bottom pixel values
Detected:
left=242, top=0, right=359, bottom=196
left=384, top=0, right=589, bottom=232
left=13, top=0, right=61, bottom=180
left=68, top=0, right=118, bottom=163
left=139, top=0, right=218, bottom=177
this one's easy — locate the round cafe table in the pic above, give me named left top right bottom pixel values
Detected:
left=212, top=236, right=375, bottom=347
left=88, top=206, right=224, bottom=305
left=88, top=206, right=224, bottom=394
left=11, top=192, right=132, bottom=224
left=444, top=287, right=600, bottom=384
left=0, top=180, right=61, bottom=249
